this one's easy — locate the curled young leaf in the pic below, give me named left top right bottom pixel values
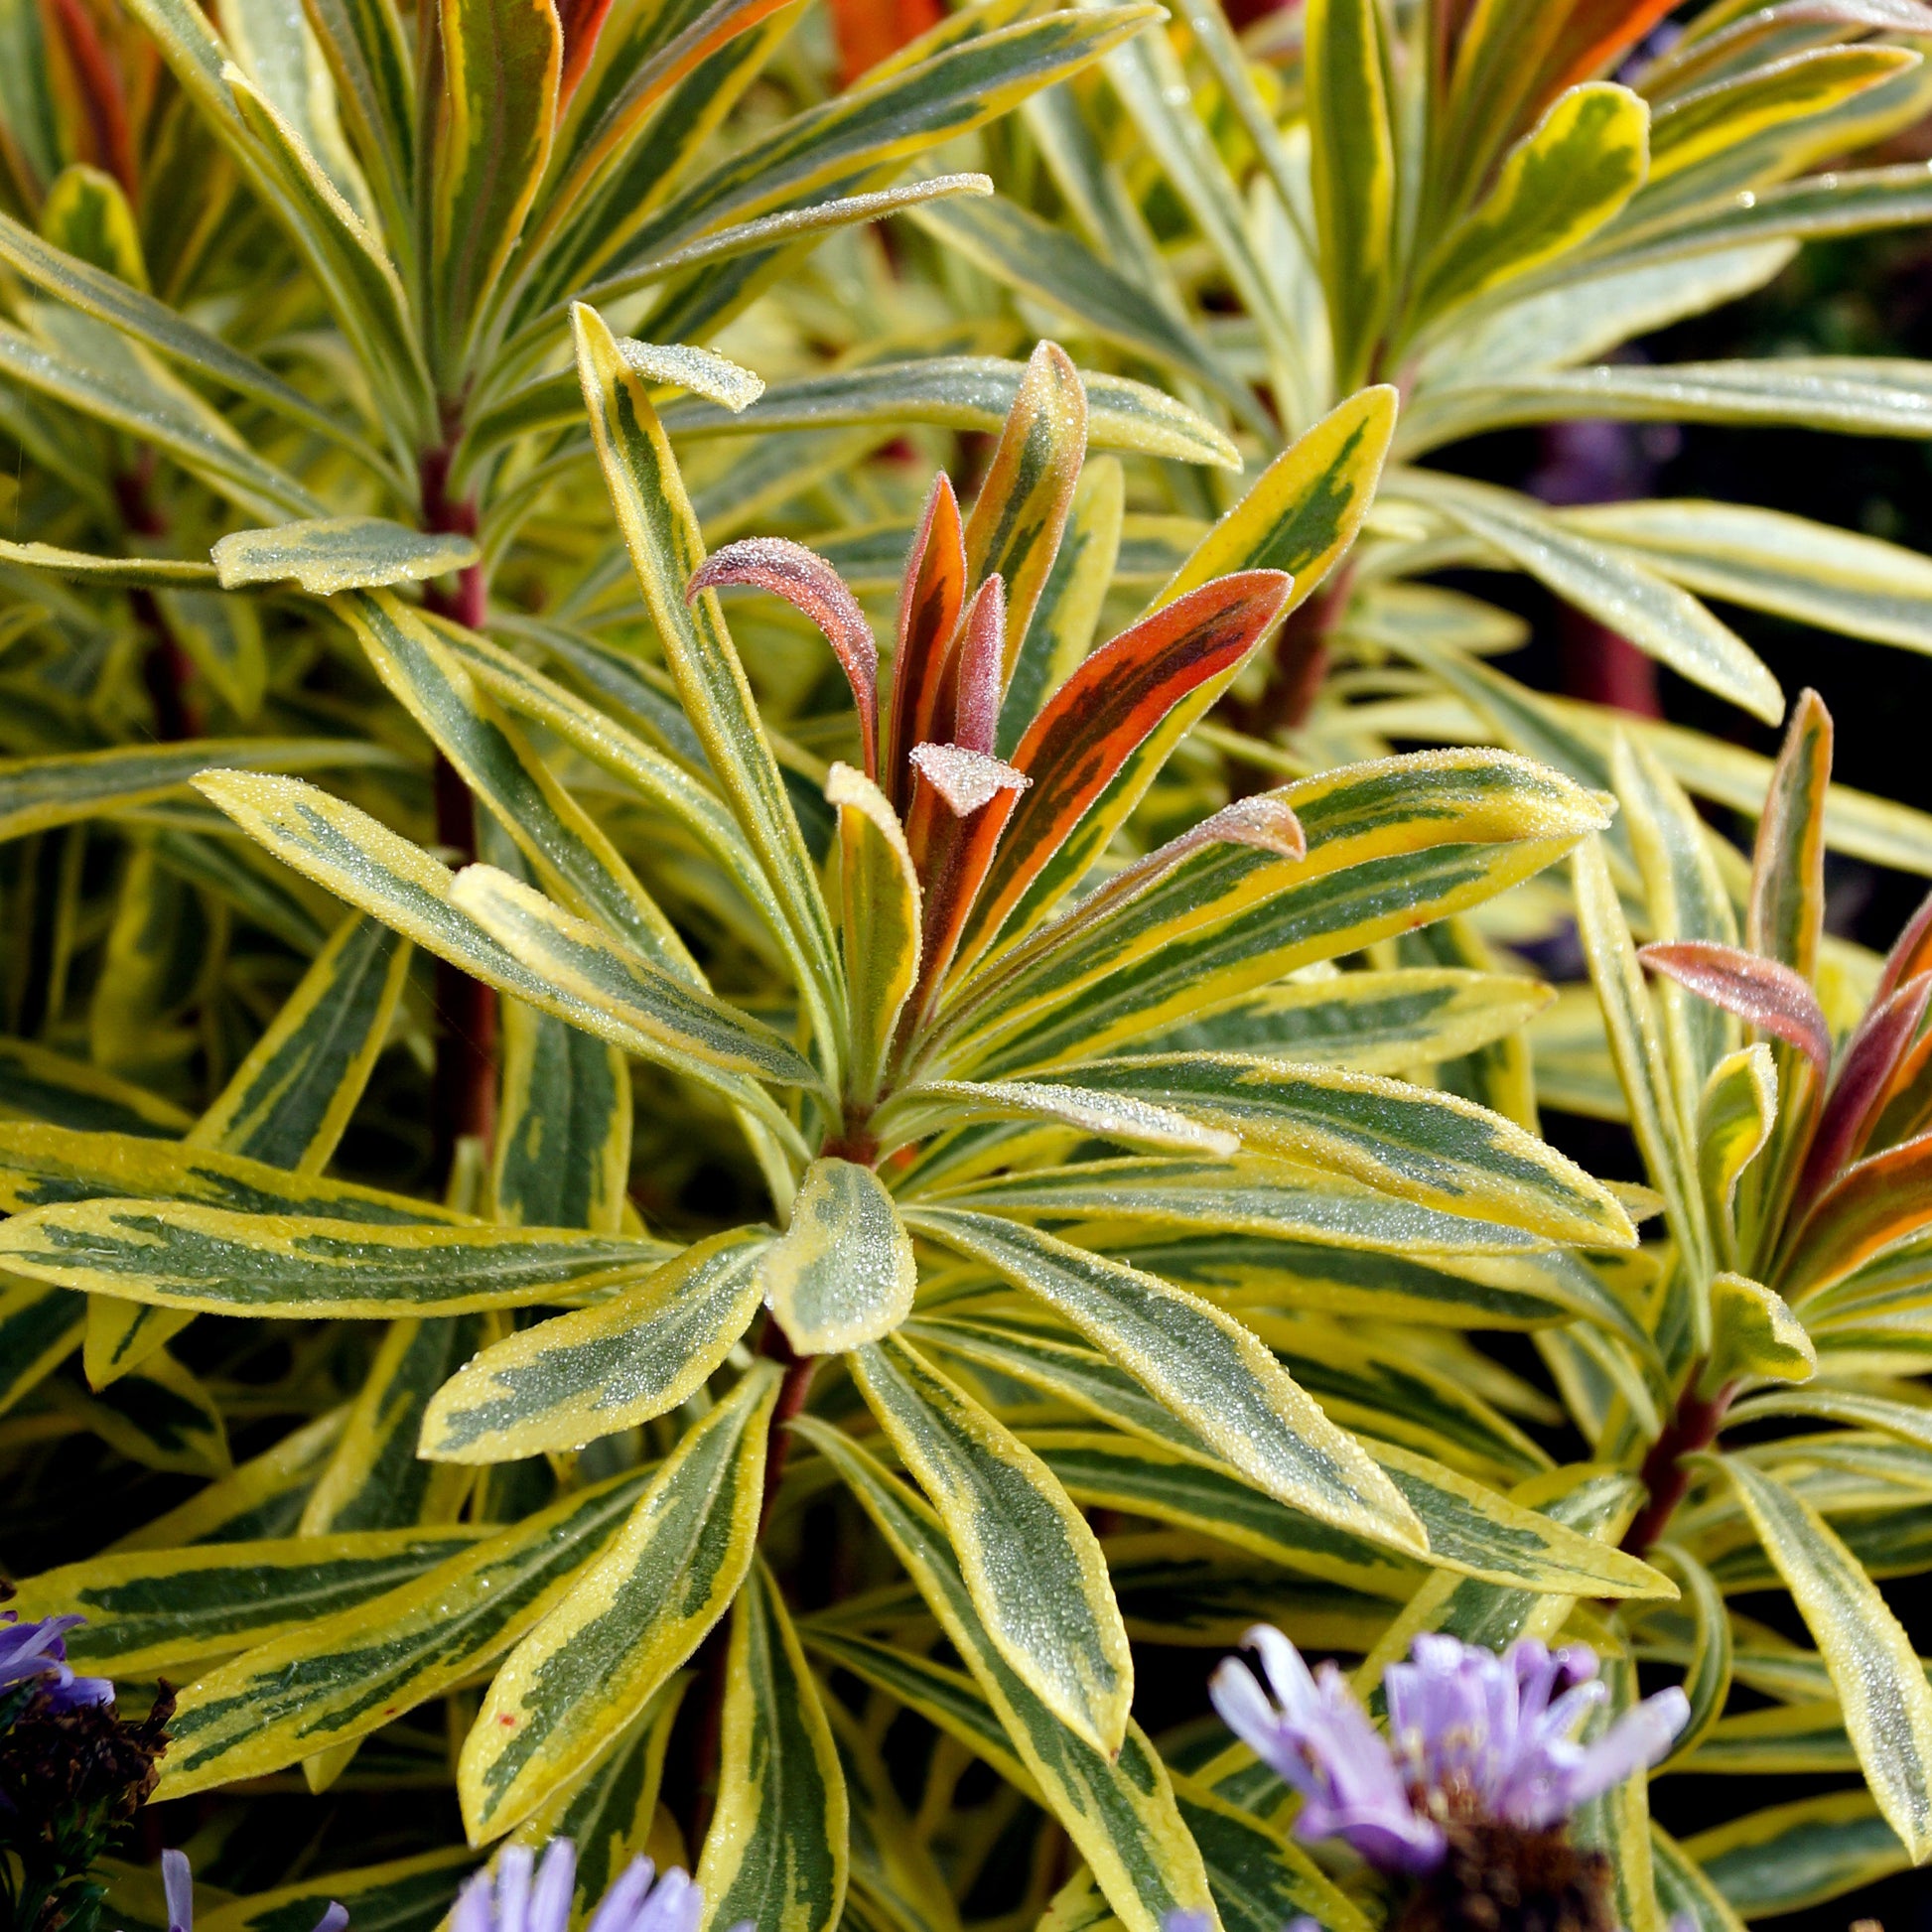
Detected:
left=688, top=537, right=878, bottom=774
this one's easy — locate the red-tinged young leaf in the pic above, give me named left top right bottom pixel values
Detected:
left=1870, top=1025, right=1932, bottom=1154
left=940, top=573, right=1006, bottom=759
left=1748, top=688, right=1833, bottom=984
left=947, top=571, right=1294, bottom=979
left=555, top=0, right=613, bottom=105
left=689, top=538, right=880, bottom=778
left=1780, top=1130, right=1932, bottom=1299
left=1640, top=941, right=1832, bottom=1079
left=1534, top=0, right=1682, bottom=98
left=1874, top=884, right=1932, bottom=1004
left=1796, top=975, right=1932, bottom=1211
left=963, top=340, right=1087, bottom=681
left=898, top=744, right=1030, bottom=1050
left=886, top=471, right=966, bottom=808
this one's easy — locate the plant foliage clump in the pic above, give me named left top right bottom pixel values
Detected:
left=2, top=1, right=1932, bottom=1930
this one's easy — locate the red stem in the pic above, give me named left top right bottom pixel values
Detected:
left=419, top=443, right=495, bottom=1179
left=1621, top=1378, right=1732, bottom=1557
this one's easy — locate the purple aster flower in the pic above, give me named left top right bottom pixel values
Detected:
left=0, top=1612, right=113, bottom=1716
left=1210, top=1627, right=1689, bottom=1876
left=164, top=1850, right=345, bottom=1932
left=451, top=1837, right=731, bottom=1932
left=1210, top=1625, right=1446, bottom=1873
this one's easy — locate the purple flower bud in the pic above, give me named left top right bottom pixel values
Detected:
left=0, top=1612, right=113, bottom=1715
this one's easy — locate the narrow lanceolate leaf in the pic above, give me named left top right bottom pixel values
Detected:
left=1699, top=1048, right=1776, bottom=1255
left=760, top=1159, right=915, bottom=1356
left=0, top=1199, right=673, bottom=1317
left=1655, top=1544, right=1733, bottom=1768
left=886, top=473, right=968, bottom=809
left=0, top=740, right=395, bottom=843
left=195, top=1851, right=478, bottom=1932
left=1305, top=0, right=1394, bottom=389
left=420, top=1230, right=768, bottom=1462
left=1750, top=688, right=1833, bottom=982
left=1173, top=1774, right=1372, bottom=1932
left=0, top=1122, right=469, bottom=1222
left=935, top=749, right=1610, bottom=1076
left=425, top=0, right=558, bottom=372
left=963, top=340, right=1086, bottom=679
left=1413, top=85, right=1650, bottom=328
left=1779, top=1135, right=1932, bottom=1298
left=878, top=1077, right=1238, bottom=1158
left=1723, top=1457, right=1932, bottom=1863
left=0, top=213, right=386, bottom=472
left=0, top=310, right=319, bottom=521
left=192, top=775, right=798, bottom=1130
left=157, top=1466, right=653, bottom=1796
left=1406, top=360, right=1932, bottom=451
left=0, top=1278, right=83, bottom=1416
left=510, top=1681, right=687, bottom=1925
left=493, top=1003, right=631, bottom=1234
left=345, top=592, right=690, bottom=975
left=1648, top=45, right=1917, bottom=184
left=300, top=1315, right=490, bottom=1531
left=851, top=1335, right=1133, bottom=1756
left=1135, top=968, right=1554, bottom=1073
left=189, top=914, right=410, bottom=1174
left=795, top=1420, right=1216, bottom=1932
left=1396, top=472, right=1783, bottom=723
left=300, top=0, right=413, bottom=230
left=905, top=195, right=1255, bottom=436
left=1159, top=388, right=1397, bottom=609
left=450, top=866, right=818, bottom=1088
left=1045, top=1055, right=1632, bottom=1247
left=460, top=1366, right=777, bottom=1842
left=1640, top=943, right=1832, bottom=1076
left=1563, top=499, right=1932, bottom=657
left=0, top=1041, right=191, bottom=1138
left=1369, top=1444, right=1672, bottom=1599
left=696, top=1561, right=848, bottom=1932
left=657, top=355, right=1240, bottom=470
left=573, top=304, right=839, bottom=1013
left=951, top=571, right=1295, bottom=973
left=212, top=517, right=479, bottom=594
left=12, top=1528, right=489, bottom=1676
left=221, top=68, right=430, bottom=437
left=905, top=1207, right=1426, bottom=1558
left=1679, top=1793, right=1909, bottom=1920
left=828, top=765, right=920, bottom=1105
left=1650, top=1824, right=1747, bottom=1932
left=0, top=537, right=214, bottom=585
left=1573, top=840, right=1710, bottom=1304
left=1614, top=731, right=1736, bottom=1097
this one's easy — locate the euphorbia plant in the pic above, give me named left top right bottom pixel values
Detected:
left=0, top=336, right=1670, bottom=1932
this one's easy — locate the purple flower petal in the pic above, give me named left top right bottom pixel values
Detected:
left=163, top=1848, right=194, bottom=1932
left=529, top=1839, right=576, bottom=1932
left=1212, top=1626, right=1445, bottom=1875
